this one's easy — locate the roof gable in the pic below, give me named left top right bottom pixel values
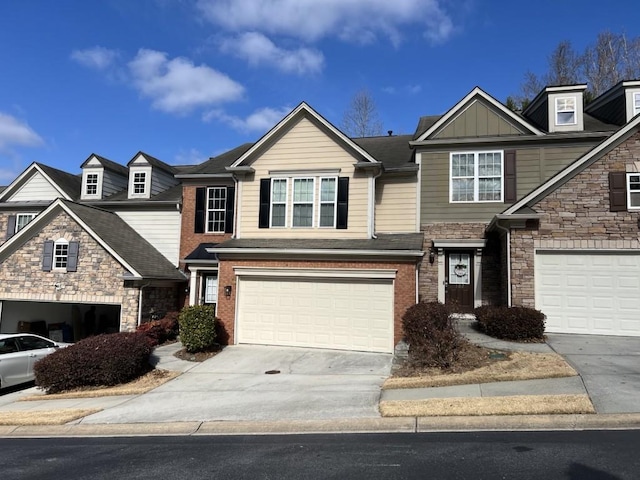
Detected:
left=503, top=114, right=640, bottom=215
left=0, top=163, right=79, bottom=202
left=230, top=102, right=379, bottom=168
left=414, top=87, right=543, bottom=141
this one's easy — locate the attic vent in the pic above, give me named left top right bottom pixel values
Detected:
left=387, top=130, right=393, bottom=136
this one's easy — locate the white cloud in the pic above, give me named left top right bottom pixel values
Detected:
left=383, top=84, right=423, bottom=95
left=196, top=0, right=455, bottom=46
left=203, top=106, right=291, bottom=133
left=0, top=113, right=44, bottom=150
left=128, top=49, right=245, bottom=114
left=175, top=148, right=206, bottom=165
left=70, top=46, right=119, bottom=70
left=220, top=32, right=324, bottom=75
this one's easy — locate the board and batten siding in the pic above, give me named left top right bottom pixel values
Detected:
left=114, top=210, right=181, bottom=265
left=433, top=101, right=525, bottom=139
left=8, top=172, right=63, bottom=201
left=420, top=144, right=595, bottom=223
left=238, top=117, right=371, bottom=239
left=375, top=175, right=417, bottom=233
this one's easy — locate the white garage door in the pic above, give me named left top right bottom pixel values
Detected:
left=236, top=276, right=394, bottom=353
left=535, top=251, right=640, bottom=336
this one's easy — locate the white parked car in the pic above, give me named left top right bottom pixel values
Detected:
left=0, top=333, right=71, bottom=389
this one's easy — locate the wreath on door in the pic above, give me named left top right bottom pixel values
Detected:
left=453, top=263, right=468, bottom=277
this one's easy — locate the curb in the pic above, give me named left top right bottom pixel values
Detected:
left=2, top=414, right=640, bottom=437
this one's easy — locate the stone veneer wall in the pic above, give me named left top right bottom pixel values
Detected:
left=141, top=286, right=180, bottom=322
left=419, top=222, right=503, bottom=306
left=216, top=258, right=417, bottom=347
left=510, top=131, right=640, bottom=307
left=0, top=211, right=140, bottom=331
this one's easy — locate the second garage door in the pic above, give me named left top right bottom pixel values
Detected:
left=236, top=276, right=394, bottom=353
left=535, top=251, right=640, bottom=336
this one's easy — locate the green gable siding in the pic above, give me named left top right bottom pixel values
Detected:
left=420, top=144, right=595, bottom=223
left=434, top=101, right=525, bottom=139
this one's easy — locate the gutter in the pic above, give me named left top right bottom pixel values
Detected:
left=205, top=247, right=425, bottom=258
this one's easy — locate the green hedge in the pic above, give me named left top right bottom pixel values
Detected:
left=34, top=333, right=152, bottom=394
left=178, top=305, right=217, bottom=353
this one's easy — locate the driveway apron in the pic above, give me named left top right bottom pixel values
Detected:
left=546, top=334, right=640, bottom=414
left=80, top=345, right=393, bottom=424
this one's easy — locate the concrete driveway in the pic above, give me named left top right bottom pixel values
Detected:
left=546, top=334, right=640, bottom=414
left=81, top=345, right=392, bottom=424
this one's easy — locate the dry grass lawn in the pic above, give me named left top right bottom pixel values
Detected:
left=380, top=394, right=595, bottom=417
left=384, top=351, right=577, bottom=390
left=20, top=369, right=179, bottom=401
left=0, top=409, right=102, bottom=426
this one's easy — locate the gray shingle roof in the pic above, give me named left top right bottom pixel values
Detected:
left=351, top=135, right=416, bottom=171
left=211, top=233, right=424, bottom=252
left=185, top=243, right=219, bottom=261
left=130, top=151, right=178, bottom=174
left=185, top=143, right=255, bottom=175
left=100, top=183, right=182, bottom=203
left=81, top=154, right=129, bottom=177
left=62, top=200, right=185, bottom=280
left=37, top=163, right=82, bottom=200
left=413, top=115, right=443, bottom=140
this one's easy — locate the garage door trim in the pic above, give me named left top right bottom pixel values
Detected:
left=233, top=267, right=398, bottom=279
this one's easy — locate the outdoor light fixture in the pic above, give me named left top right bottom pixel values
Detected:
left=224, top=285, right=232, bottom=297
left=429, top=250, right=436, bottom=264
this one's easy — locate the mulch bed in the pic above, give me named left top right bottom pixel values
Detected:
left=173, top=344, right=223, bottom=362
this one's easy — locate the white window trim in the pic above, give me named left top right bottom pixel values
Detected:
left=626, top=172, right=640, bottom=210
left=634, top=92, right=640, bottom=117
left=291, top=177, right=315, bottom=228
left=555, top=97, right=577, bottom=126
left=83, top=171, right=101, bottom=198
left=132, top=172, right=147, bottom=195
left=15, top=213, right=37, bottom=233
left=205, top=187, right=227, bottom=233
left=53, top=238, right=69, bottom=271
left=269, top=178, right=288, bottom=228
left=450, top=151, right=504, bottom=203
left=318, top=176, right=338, bottom=228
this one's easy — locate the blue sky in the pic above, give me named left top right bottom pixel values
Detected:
left=1, top=0, right=639, bottom=184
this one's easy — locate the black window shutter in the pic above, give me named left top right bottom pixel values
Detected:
left=42, top=240, right=54, bottom=272
left=504, top=150, right=517, bottom=203
left=6, top=215, right=16, bottom=240
left=609, top=172, right=627, bottom=212
left=194, top=187, right=206, bottom=233
left=259, top=179, right=271, bottom=228
left=66, top=241, right=79, bottom=272
left=224, top=186, right=235, bottom=233
left=337, top=177, right=349, bottom=229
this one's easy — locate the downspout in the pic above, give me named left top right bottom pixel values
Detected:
left=232, top=174, right=239, bottom=239
left=370, top=166, right=383, bottom=239
left=137, top=282, right=152, bottom=327
left=493, top=222, right=512, bottom=307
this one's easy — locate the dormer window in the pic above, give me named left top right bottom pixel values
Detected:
left=556, top=97, right=576, bottom=125
left=633, top=93, right=640, bottom=117
left=85, top=174, right=98, bottom=196
left=133, top=172, right=146, bottom=194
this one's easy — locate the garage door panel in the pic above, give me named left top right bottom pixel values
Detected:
left=237, top=276, right=394, bottom=353
left=536, top=252, right=640, bottom=337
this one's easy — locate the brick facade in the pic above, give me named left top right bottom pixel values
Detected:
left=216, top=258, right=417, bottom=347
left=419, top=222, right=503, bottom=306
left=510, top=131, right=640, bottom=306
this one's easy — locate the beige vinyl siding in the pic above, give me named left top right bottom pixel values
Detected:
left=420, top=144, right=596, bottom=223
left=375, top=175, right=417, bottom=233
left=239, top=117, right=370, bottom=238
left=114, top=210, right=181, bottom=265
left=434, top=101, right=524, bottom=139
left=8, top=172, right=62, bottom=201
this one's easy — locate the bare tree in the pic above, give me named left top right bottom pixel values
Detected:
left=341, top=89, right=383, bottom=137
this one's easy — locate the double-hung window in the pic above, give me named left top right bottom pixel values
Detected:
left=133, top=172, right=146, bottom=194
left=206, top=187, right=226, bottom=233
left=634, top=93, right=640, bottom=117
left=270, top=179, right=288, bottom=227
left=85, top=173, right=98, bottom=196
left=15, top=213, right=36, bottom=233
left=319, top=177, right=337, bottom=227
left=627, top=173, right=640, bottom=209
left=451, top=151, right=503, bottom=202
left=53, top=239, right=69, bottom=269
left=556, top=97, right=576, bottom=125
left=292, top=178, right=314, bottom=227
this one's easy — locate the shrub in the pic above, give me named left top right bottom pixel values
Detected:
left=137, top=311, right=179, bottom=346
left=34, top=333, right=153, bottom=394
left=474, top=305, right=546, bottom=341
left=402, top=301, right=462, bottom=369
left=178, top=305, right=217, bottom=353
